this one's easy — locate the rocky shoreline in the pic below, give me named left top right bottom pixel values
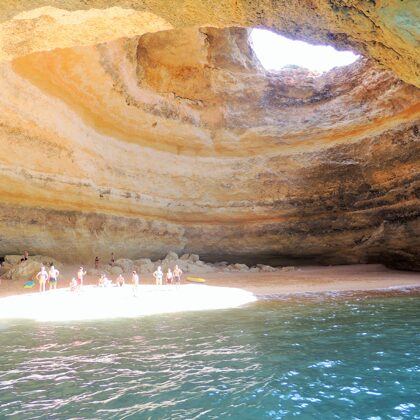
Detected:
left=0, top=252, right=296, bottom=282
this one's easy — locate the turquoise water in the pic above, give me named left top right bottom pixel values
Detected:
left=0, top=291, right=419, bottom=419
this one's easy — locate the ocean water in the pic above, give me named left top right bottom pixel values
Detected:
left=0, top=291, right=419, bottom=419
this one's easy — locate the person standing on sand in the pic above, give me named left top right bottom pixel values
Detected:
left=173, top=265, right=183, bottom=286
left=166, top=268, right=173, bottom=285
left=132, top=271, right=139, bottom=296
left=98, top=274, right=105, bottom=287
left=48, top=265, right=60, bottom=290
left=110, top=253, right=115, bottom=266
left=36, top=266, right=48, bottom=292
left=116, top=274, right=125, bottom=287
left=153, top=266, right=163, bottom=286
left=95, top=256, right=99, bottom=269
left=77, top=267, right=86, bottom=290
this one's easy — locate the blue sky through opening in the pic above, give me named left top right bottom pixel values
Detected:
left=250, top=29, right=359, bottom=73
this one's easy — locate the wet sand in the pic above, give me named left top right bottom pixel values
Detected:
left=1, top=264, right=419, bottom=298
left=204, top=264, right=420, bottom=296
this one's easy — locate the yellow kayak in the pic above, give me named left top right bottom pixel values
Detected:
left=186, top=277, right=206, bottom=283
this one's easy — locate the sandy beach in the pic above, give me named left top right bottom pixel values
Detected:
left=1, top=263, right=419, bottom=299
left=1, top=264, right=419, bottom=321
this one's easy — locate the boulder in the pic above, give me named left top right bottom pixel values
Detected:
left=250, top=267, right=261, bottom=273
left=186, top=262, right=216, bottom=274
left=133, top=258, right=154, bottom=274
left=134, top=265, right=151, bottom=274
left=110, top=266, right=123, bottom=275
left=6, top=260, right=43, bottom=281
left=282, top=266, right=296, bottom=272
left=180, top=254, right=190, bottom=261
left=257, top=264, right=276, bottom=272
left=173, top=260, right=189, bottom=271
left=115, top=258, right=133, bottom=273
left=164, top=251, right=179, bottom=262
left=4, top=255, right=23, bottom=266
left=188, top=254, right=200, bottom=263
left=186, top=265, right=212, bottom=274
left=134, top=258, right=153, bottom=265
left=28, top=255, right=63, bottom=268
left=4, top=254, right=62, bottom=268
left=153, top=260, right=163, bottom=269
left=233, top=263, right=249, bottom=271
left=214, top=261, right=229, bottom=267
left=1, top=262, right=13, bottom=274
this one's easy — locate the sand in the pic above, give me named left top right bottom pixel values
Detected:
left=1, top=263, right=419, bottom=298
left=0, top=264, right=419, bottom=321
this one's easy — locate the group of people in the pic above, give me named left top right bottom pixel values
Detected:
left=29, top=252, right=184, bottom=294
left=94, top=264, right=184, bottom=295
left=153, top=265, right=183, bottom=286
left=98, top=273, right=126, bottom=288
left=35, top=265, right=60, bottom=292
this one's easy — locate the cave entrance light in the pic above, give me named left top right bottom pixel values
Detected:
left=250, top=28, right=359, bottom=73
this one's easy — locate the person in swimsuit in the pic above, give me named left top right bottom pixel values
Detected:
left=99, top=274, right=112, bottom=287
left=132, top=271, right=139, bottom=296
left=70, top=277, right=78, bottom=292
left=153, top=266, right=163, bottom=286
left=173, top=265, right=183, bottom=286
left=77, top=267, right=86, bottom=290
left=98, top=274, right=103, bottom=287
left=116, top=274, right=125, bottom=287
left=36, top=266, right=48, bottom=292
left=48, top=265, right=60, bottom=290
left=166, top=268, right=173, bottom=285
left=104, top=275, right=112, bottom=287
left=95, top=256, right=99, bottom=269
left=98, top=274, right=105, bottom=287
left=110, top=253, right=115, bottom=267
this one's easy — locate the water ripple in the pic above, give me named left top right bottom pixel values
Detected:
left=0, top=295, right=419, bottom=418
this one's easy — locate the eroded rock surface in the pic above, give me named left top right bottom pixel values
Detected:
left=0, top=26, right=418, bottom=269
left=0, top=1, right=418, bottom=87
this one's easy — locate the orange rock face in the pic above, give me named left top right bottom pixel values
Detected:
left=0, top=1, right=419, bottom=87
left=0, top=26, right=419, bottom=269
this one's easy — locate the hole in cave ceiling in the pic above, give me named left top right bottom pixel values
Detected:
left=250, top=28, right=360, bottom=73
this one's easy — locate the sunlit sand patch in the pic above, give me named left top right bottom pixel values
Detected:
left=0, top=285, right=257, bottom=322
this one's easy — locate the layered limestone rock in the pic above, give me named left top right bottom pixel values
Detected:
left=0, top=1, right=418, bottom=87
left=0, top=26, right=419, bottom=269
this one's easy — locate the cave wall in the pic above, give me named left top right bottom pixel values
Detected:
left=0, top=1, right=418, bottom=87
left=0, top=26, right=418, bottom=268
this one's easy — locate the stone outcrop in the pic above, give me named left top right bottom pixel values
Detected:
left=0, top=15, right=418, bottom=270
left=2, top=255, right=63, bottom=280
left=5, top=260, right=42, bottom=281
left=85, top=252, right=290, bottom=276
left=0, top=1, right=418, bottom=87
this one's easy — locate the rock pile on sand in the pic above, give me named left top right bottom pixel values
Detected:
left=0, top=252, right=296, bottom=281
left=1, top=255, right=63, bottom=281
left=88, top=252, right=294, bottom=276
